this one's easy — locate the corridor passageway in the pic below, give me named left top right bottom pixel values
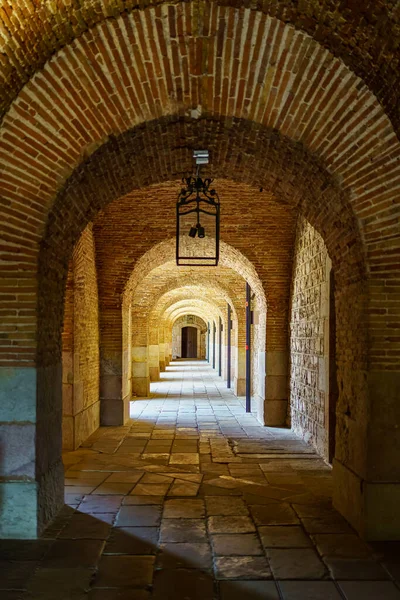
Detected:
left=1, top=361, right=399, bottom=599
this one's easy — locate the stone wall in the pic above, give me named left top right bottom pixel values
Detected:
left=62, top=224, right=100, bottom=450
left=289, top=217, right=332, bottom=461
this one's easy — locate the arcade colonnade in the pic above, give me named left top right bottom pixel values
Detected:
left=0, top=0, right=399, bottom=544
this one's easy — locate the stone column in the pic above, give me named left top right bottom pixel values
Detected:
left=159, top=327, right=166, bottom=372
left=234, top=310, right=246, bottom=396
left=131, top=312, right=150, bottom=397
left=148, top=327, right=160, bottom=382
left=100, top=307, right=129, bottom=426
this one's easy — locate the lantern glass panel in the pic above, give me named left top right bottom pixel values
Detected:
left=176, top=196, right=219, bottom=266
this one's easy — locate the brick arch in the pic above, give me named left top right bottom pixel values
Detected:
left=124, top=239, right=266, bottom=311
left=1, top=1, right=399, bottom=132
left=37, top=114, right=364, bottom=352
left=171, top=315, right=207, bottom=332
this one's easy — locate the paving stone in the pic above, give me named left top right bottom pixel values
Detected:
left=92, top=483, right=135, bottom=495
left=140, top=473, right=173, bottom=484
left=215, top=556, right=272, bottom=579
left=208, top=516, right=256, bottom=534
left=88, top=590, right=150, bottom=600
left=0, top=539, right=53, bottom=560
left=104, top=527, right=158, bottom=554
left=267, top=549, right=327, bottom=579
left=94, top=555, right=154, bottom=588
left=131, top=483, right=170, bottom=496
left=123, top=495, right=164, bottom=505
left=219, top=580, right=280, bottom=599
left=59, top=513, right=111, bottom=539
left=259, top=526, right=312, bottom=548
left=170, top=453, right=200, bottom=464
left=168, top=481, right=200, bottom=496
left=279, top=581, right=343, bottom=599
left=152, top=569, right=214, bottom=599
left=163, top=499, right=205, bottom=519
left=41, top=539, right=104, bottom=568
left=160, top=519, right=207, bottom=542
left=79, top=495, right=124, bottom=514
left=301, top=516, right=353, bottom=534
left=324, top=557, right=389, bottom=580
left=115, top=505, right=161, bottom=527
left=0, top=560, right=39, bottom=589
left=25, top=567, right=93, bottom=600
left=337, top=581, right=400, bottom=599
left=249, top=504, right=299, bottom=525
left=211, top=534, right=263, bottom=555
left=205, top=496, right=248, bottom=516
left=157, top=543, right=212, bottom=569
left=312, top=534, right=372, bottom=558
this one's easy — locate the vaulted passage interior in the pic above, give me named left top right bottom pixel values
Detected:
left=1, top=0, right=400, bottom=597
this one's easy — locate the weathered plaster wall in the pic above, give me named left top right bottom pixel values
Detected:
left=62, top=224, right=100, bottom=450
left=289, top=217, right=331, bottom=460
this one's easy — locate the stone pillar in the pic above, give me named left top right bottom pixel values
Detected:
left=100, top=308, right=129, bottom=425
left=131, top=346, right=150, bottom=396
left=148, top=326, right=160, bottom=381
left=234, top=311, right=246, bottom=396
left=264, top=350, right=288, bottom=426
left=149, top=344, right=160, bottom=381
left=159, top=327, right=166, bottom=372
left=333, top=279, right=400, bottom=541
left=0, top=367, right=50, bottom=539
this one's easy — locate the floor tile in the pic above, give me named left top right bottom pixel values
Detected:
left=94, top=555, right=154, bottom=588
left=208, top=516, right=256, bottom=534
left=215, top=556, right=272, bottom=579
left=170, top=453, right=200, bottom=465
left=41, top=539, right=104, bottom=568
left=219, top=580, right=280, bottom=599
left=163, top=499, right=205, bottom=519
left=157, top=542, right=212, bottom=569
left=324, top=557, right=389, bottom=580
left=115, top=505, right=161, bottom=527
left=152, top=568, right=214, bottom=599
left=259, top=525, right=312, bottom=548
left=104, top=527, right=159, bottom=554
left=279, top=581, right=343, bottom=599
left=131, top=483, right=170, bottom=496
left=160, top=519, right=207, bottom=543
left=312, top=534, right=372, bottom=558
left=337, top=581, right=400, bottom=599
left=205, top=496, right=248, bottom=516
left=267, top=549, right=327, bottom=579
left=250, top=503, right=299, bottom=525
left=211, top=533, right=263, bottom=555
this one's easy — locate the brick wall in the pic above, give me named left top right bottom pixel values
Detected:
left=289, top=216, right=332, bottom=460
left=62, top=224, right=100, bottom=450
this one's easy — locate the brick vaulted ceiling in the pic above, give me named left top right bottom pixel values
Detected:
left=0, top=0, right=399, bottom=371
left=0, top=1, right=399, bottom=128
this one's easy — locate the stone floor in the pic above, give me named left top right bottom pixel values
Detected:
left=1, top=360, right=400, bottom=599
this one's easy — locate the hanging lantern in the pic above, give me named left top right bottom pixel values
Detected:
left=176, top=150, right=220, bottom=266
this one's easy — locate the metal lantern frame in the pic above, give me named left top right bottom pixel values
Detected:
left=176, top=151, right=220, bottom=266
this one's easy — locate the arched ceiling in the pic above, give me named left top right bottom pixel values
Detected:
left=0, top=0, right=399, bottom=130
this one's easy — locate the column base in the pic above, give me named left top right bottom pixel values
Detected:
left=264, top=399, right=287, bottom=426
left=149, top=367, right=160, bottom=382
left=101, top=397, right=130, bottom=426
left=131, top=377, right=150, bottom=397
left=333, top=459, right=400, bottom=541
left=234, top=377, right=246, bottom=397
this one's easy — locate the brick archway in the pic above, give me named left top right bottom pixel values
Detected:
left=1, top=5, right=399, bottom=540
